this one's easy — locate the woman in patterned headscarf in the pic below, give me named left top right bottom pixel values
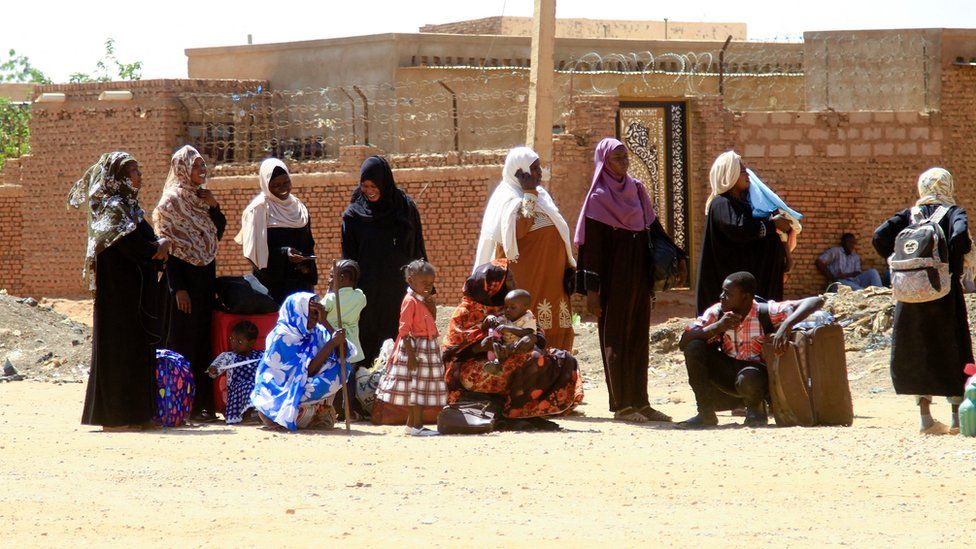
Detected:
left=154, top=145, right=227, bottom=421
left=874, top=167, right=974, bottom=435
left=250, top=292, right=352, bottom=431
left=69, top=152, right=170, bottom=430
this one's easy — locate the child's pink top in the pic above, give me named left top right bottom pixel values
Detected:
left=398, top=289, right=438, bottom=339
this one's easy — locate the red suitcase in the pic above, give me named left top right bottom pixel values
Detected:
left=211, top=311, right=279, bottom=415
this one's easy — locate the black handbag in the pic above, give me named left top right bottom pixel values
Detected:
left=436, top=401, right=495, bottom=435
left=647, top=225, right=683, bottom=293
left=214, top=275, right=279, bottom=314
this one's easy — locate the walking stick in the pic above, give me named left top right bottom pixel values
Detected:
left=332, top=259, right=353, bottom=433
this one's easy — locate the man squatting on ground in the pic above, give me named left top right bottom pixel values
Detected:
left=676, top=271, right=825, bottom=429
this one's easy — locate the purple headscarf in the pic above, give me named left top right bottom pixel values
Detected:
left=573, top=137, right=657, bottom=246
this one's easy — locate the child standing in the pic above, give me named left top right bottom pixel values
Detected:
left=485, top=289, right=538, bottom=374
left=323, top=260, right=367, bottom=367
left=374, top=260, right=447, bottom=436
left=323, top=259, right=367, bottom=419
left=207, top=321, right=263, bottom=424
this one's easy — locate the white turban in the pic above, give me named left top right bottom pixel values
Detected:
left=706, top=150, right=742, bottom=214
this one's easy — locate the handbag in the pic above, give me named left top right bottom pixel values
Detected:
left=214, top=275, right=279, bottom=314
left=647, top=225, right=682, bottom=293
left=436, top=401, right=495, bottom=435
left=563, top=267, right=576, bottom=296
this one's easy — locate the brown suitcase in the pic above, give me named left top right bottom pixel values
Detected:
left=762, top=323, right=854, bottom=427
left=764, top=341, right=816, bottom=427
left=797, top=324, right=854, bottom=426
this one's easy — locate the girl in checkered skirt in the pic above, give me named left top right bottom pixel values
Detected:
left=375, top=260, right=448, bottom=436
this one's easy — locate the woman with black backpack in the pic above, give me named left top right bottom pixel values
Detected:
left=873, top=167, right=974, bottom=435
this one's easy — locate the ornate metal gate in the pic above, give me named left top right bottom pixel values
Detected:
left=616, top=101, right=691, bottom=256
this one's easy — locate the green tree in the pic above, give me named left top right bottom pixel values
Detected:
left=0, top=97, right=31, bottom=169
left=0, top=49, right=51, bottom=84
left=69, top=38, right=143, bottom=83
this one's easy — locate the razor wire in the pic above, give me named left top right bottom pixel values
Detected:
left=177, top=33, right=937, bottom=164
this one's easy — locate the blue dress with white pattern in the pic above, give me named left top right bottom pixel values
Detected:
left=250, top=292, right=354, bottom=431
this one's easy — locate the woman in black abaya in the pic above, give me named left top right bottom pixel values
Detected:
left=341, top=156, right=427, bottom=368
left=69, top=152, right=170, bottom=430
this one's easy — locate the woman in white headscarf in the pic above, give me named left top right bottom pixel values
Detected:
left=873, top=167, right=973, bottom=435
left=474, top=146, right=576, bottom=351
left=235, top=158, right=315, bottom=304
left=695, top=150, right=793, bottom=314
left=154, top=145, right=227, bottom=421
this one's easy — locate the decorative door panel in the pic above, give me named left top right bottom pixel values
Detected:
left=616, top=102, right=690, bottom=256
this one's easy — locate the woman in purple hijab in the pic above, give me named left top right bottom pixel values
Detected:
left=575, top=137, right=685, bottom=423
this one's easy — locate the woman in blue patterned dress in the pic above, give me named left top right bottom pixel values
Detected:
left=250, top=292, right=353, bottom=431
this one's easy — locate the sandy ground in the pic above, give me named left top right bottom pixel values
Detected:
left=3, top=291, right=973, bottom=546
left=3, top=379, right=976, bottom=546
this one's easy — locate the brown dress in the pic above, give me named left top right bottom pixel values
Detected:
left=495, top=212, right=575, bottom=351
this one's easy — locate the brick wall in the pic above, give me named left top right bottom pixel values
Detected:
left=0, top=183, right=25, bottom=295
left=0, top=78, right=502, bottom=304
left=4, top=70, right=976, bottom=306
left=0, top=79, right=264, bottom=296
left=208, top=153, right=499, bottom=306
left=553, top=87, right=975, bottom=299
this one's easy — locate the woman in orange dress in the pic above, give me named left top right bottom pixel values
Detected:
left=442, top=259, right=583, bottom=426
left=474, top=147, right=577, bottom=351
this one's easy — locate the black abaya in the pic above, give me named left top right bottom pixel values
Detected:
left=695, top=193, right=786, bottom=314
left=162, top=206, right=226, bottom=412
left=82, top=220, right=161, bottom=426
left=873, top=204, right=973, bottom=397
left=252, top=222, right=318, bottom=304
left=341, top=203, right=426, bottom=367
left=577, top=217, right=652, bottom=412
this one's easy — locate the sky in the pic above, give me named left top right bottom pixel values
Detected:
left=3, top=0, right=974, bottom=82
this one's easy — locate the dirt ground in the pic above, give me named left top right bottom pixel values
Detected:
left=2, top=290, right=975, bottom=546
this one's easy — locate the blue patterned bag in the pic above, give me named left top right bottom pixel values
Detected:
left=154, top=349, right=196, bottom=427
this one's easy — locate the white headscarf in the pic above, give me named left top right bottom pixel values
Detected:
left=706, top=150, right=742, bottom=214
left=473, top=147, right=576, bottom=271
left=235, top=158, right=310, bottom=269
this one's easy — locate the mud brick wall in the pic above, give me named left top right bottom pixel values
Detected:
left=0, top=183, right=25, bottom=295
left=208, top=157, right=499, bottom=306
left=0, top=80, right=266, bottom=296
left=5, top=69, right=976, bottom=305
left=554, top=90, right=973, bottom=299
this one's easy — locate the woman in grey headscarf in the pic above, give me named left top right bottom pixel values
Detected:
left=69, top=152, right=170, bottom=430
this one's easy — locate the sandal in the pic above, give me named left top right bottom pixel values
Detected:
left=613, top=407, right=649, bottom=423
left=921, top=420, right=950, bottom=435
left=637, top=405, right=672, bottom=423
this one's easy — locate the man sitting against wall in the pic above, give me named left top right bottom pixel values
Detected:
left=675, top=271, right=824, bottom=429
left=816, top=233, right=883, bottom=290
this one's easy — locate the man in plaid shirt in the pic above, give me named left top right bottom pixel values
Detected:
left=676, top=271, right=825, bottom=429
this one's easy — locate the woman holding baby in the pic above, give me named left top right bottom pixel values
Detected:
left=442, top=259, right=583, bottom=428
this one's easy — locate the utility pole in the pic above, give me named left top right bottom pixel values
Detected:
left=526, top=0, right=556, bottom=171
